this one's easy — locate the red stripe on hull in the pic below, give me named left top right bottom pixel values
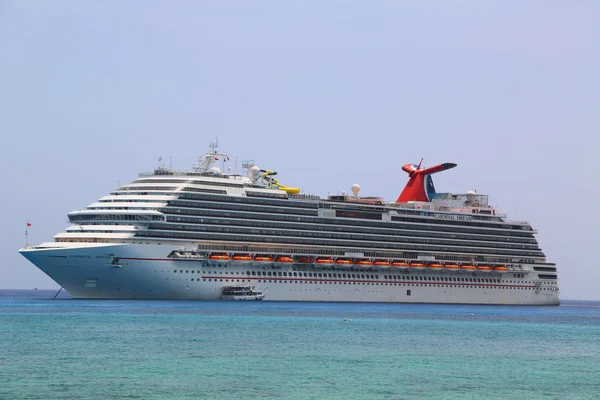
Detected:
left=201, top=276, right=535, bottom=289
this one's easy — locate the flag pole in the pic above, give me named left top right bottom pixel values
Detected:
left=25, top=221, right=29, bottom=248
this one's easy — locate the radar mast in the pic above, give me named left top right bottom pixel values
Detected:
left=192, top=138, right=230, bottom=173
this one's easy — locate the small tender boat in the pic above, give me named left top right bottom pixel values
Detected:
left=209, top=253, right=230, bottom=265
left=427, top=263, right=443, bottom=270
left=335, top=258, right=353, bottom=265
left=443, top=263, right=460, bottom=270
left=460, top=264, right=476, bottom=272
left=274, top=255, right=294, bottom=267
left=476, top=265, right=492, bottom=272
left=295, top=256, right=313, bottom=264
left=355, top=259, right=372, bottom=267
left=409, top=262, right=426, bottom=270
left=231, top=254, right=253, bottom=265
left=315, top=257, right=335, bottom=266
left=493, top=265, right=508, bottom=272
left=221, top=285, right=265, bottom=301
left=373, top=260, right=391, bottom=268
left=391, top=261, right=409, bottom=268
left=253, top=255, right=274, bottom=264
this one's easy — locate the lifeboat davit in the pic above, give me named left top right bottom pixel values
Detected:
left=443, top=263, right=459, bottom=270
left=493, top=265, right=508, bottom=272
left=231, top=254, right=252, bottom=265
left=373, top=260, right=390, bottom=268
left=355, top=259, right=372, bottom=267
left=209, top=253, right=230, bottom=265
left=335, top=258, right=353, bottom=265
left=391, top=261, right=409, bottom=268
left=253, top=255, right=274, bottom=264
left=274, top=256, right=294, bottom=266
left=476, top=265, right=492, bottom=272
left=460, top=264, right=476, bottom=272
left=427, top=263, right=443, bottom=270
left=315, top=257, right=335, bottom=266
left=295, top=256, right=313, bottom=264
left=409, top=262, right=426, bottom=270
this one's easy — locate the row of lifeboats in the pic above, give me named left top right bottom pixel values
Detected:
left=207, top=253, right=509, bottom=272
left=209, top=254, right=295, bottom=264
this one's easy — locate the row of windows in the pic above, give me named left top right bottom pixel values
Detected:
left=133, top=179, right=192, bottom=185
left=162, top=207, right=537, bottom=244
left=147, top=223, right=545, bottom=257
left=194, top=278, right=557, bottom=291
left=391, top=215, right=531, bottom=232
left=119, top=186, right=177, bottom=191
left=336, top=210, right=383, bottom=220
left=181, top=187, right=227, bottom=195
left=336, top=215, right=535, bottom=238
left=324, top=199, right=507, bottom=225
left=99, top=199, right=159, bottom=203
left=164, top=201, right=536, bottom=239
left=246, top=191, right=289, bottom=199
left=182, top=267, right=553, bottom=285
left=200, top=269, right=504, bottom=283
left=190, top=179, right=244, bottom=188
left=136, top=230, right=545, bottom=259
left=200, top=270, right=548, bottom=285
left=134, top=178, right=245, bottom=188
left=533, top=266, right=557, bottom=272
left=69, top=214, right=164, bottom=222
left=169, top=200, right=318, bottom=217
left=178, top=192, right=319, bottom=209
left=162, top=215, right=541, bottom=251
left=88, top=207, right=154, bottom=211
left=173, top=191, right=533, bottom=233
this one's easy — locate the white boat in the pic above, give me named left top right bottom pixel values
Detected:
left=221, top=285, right=265, bottom=301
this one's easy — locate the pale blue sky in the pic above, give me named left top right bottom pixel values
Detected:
left=1, top=1, right=598, bottom=300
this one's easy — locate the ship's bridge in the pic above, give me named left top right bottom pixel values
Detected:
left=432, top=192, right=489, bottom=207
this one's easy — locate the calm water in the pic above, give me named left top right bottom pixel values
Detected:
left=0, top=290, right=599, bottom=400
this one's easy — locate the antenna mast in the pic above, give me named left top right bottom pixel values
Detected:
left=192, top=138, right=230, bottom=173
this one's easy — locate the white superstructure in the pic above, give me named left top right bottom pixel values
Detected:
left=19, top=141, right=559, bottom=305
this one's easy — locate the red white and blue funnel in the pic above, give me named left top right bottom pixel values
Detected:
left=396, top=160, right=457, bottom=203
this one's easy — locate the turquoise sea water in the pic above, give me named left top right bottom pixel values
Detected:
left=0, top=291, right=599, bottom=400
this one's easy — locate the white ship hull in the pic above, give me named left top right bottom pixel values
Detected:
left=19, top=244, right=560, bottom=305
left=221, top=295, right=265, bottom=301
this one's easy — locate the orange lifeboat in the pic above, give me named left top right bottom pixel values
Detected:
left=231, top=254, right=252, bottom=264
left=373, top=260, right=391, bottom=267
left=391, top=261, right=409, bottom=268
left=274, top=256, right=294, bottom=264
left=295, top=256, right=313, bottom=264
left=444, top=263, right=459, bottom=270
left=409, top=262, right=426, bottom=269
left=427, top=263, right=443, bottom=270
left=493, top=265, right=508, bottom=272
left=355, top=259, right=372, bottom=267
left=460, top=264, right=476, bottom=272
left=253, top=255, right=274, bottom=263
left=477, top=265, right=492, bottom=272
left=335, top=258, right=353, bottom=265
left=209, top=253, right=230, bottom=264
left=315, top=257, right=334, bottom=266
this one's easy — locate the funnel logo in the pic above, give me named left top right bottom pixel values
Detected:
left=396, top=160, right=457, bottom=203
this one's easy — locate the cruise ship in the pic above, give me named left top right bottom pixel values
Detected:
left=19, top=142, right=559, bottom=305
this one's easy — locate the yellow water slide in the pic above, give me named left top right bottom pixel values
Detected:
left=260, top=169, right=301, bottom=195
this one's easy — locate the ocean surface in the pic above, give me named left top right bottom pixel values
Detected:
left=0, top=291, right=598, bottom=400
